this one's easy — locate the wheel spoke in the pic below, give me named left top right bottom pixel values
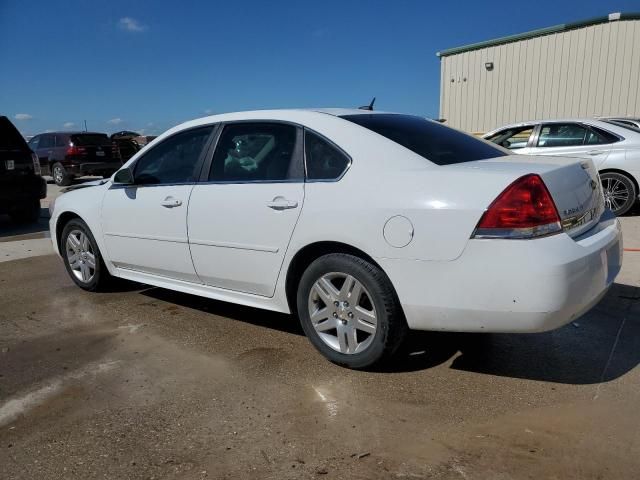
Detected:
left=85, top=252, right=96, bottom=269
left=80, top=233, right=89, bottom=251
left=80, top=263, right=90, bottom=282
left=341, top=274, right=363, bottom=303
left=356, top=318, right=376, bottom=335
left=314, top=278, right=340, bottom=305
left=315, top=317, right=338, bottom=332
left=67, top=234, right=80, bottom=251
left=337, top=325, right=349, bottom=353
left=345, top=326, right=358, bottom=354
left=67, top=253, right=79, bottom=268
left=310, top=306, right=330, bottom=323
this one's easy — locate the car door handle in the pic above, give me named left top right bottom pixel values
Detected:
left=588, top=150, right=605, bottom=156
left=161, top=197, right=182, bottom=208
left=266, top=197, right=298, bottom=210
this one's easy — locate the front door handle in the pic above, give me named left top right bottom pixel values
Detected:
left=161, top=196, right=182, bottom=208
left=267, top=196, right=298, bottom=210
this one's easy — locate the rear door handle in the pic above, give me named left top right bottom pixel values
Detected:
left=588, top=150, right=605, bottom=156
left=266, top=196, right=298, bottom=210
left=161, top=196, right=182, bottom=208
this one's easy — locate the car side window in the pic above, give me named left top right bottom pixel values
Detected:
left=39, top=135, right=54, bottom=149
left=305, top=130, right=350, bottom=180
left=55, top=134, right=68, bottom=147
left=585, top=127, right=619, bottom=145
left=486, top=126, right=534, bottom=150
left=209, top=123, right=299, bottom=182
left=28, top=136, right=40, bottom=150
left=537, top=123, right=587, bottom=147
left=133, top=126, right=213, bottom=185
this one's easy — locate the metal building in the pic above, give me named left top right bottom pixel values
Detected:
left=437, top=12, right=640, bottom=134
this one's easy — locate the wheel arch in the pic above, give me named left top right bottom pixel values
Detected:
left=284, top=241, right=390, bottom=315
left=55, top=211, right=83, bottom=251
left=599, top=168, right=639, bottom=194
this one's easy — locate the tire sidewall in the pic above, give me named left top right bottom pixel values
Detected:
left=60, top=219, right=104, bottom=291
left=297, top=254, right=396, bottom=369
left=53, top=163, right=71, bottom=186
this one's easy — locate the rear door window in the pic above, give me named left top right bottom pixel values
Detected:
left=39, top=135, right=54, bottom=149
left=537, top=123, right=587, bottom=147
left=55, top=134, right=69, bottom=147
left=340, top=114, right=506, bottom=165
left=209, top=123, right=300, bottom=182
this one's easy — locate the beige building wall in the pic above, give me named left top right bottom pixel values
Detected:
left=439, top=18, right=640, bottom=134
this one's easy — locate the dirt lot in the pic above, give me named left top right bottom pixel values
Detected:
left=1, top=181, right=639, bottom=479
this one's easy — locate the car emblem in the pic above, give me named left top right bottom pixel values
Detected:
left=590, top=180, right=597, bottom=190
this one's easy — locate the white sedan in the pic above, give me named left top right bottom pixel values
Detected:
left=49, top=109, right=623, bottom=369
left=483, top=119, right=640, bottom=216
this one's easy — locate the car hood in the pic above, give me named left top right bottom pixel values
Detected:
left=61, top=179, right=109, bottom=194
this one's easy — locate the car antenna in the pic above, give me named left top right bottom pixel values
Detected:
left=358, top=97, right=376, bottom=111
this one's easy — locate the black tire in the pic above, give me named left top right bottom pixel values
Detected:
left=60, top=218, right=113, bottom=291
left=296, top=253, right=407, bottom=369
left=600, top=171, right=637, bottom=216
left=52, top=162, right=73, bottom=186
left=9, top=198, right=41, bottom=224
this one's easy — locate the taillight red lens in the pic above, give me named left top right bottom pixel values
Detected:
left=473, top=174, right=562, bottom=239
left=66, top=145, right=86, bottom=155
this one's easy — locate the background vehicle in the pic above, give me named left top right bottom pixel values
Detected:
left=110, top=131, right=155, bottom=161
left=484, top=119, right=640, bottom=215
left=28, top=132, right=121, bottom=186
left=49, top=109, right=622, bottom=369
left=600, top=117, right=640, bottom=130
left=0, top=116, right=46, bottom=223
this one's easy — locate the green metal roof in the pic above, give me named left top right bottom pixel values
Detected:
left=436, top=12, right=640, bottom=57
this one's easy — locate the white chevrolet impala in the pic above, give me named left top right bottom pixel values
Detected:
left=49, top=109, right=623, bottom=368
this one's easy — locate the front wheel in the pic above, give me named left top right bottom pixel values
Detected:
left=600, top=172, right=637, bottom=216
left=60, top=219, right=113, bottom=291
left=297, top=253, right=407, bottom=369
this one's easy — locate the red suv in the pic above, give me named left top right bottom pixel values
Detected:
left=28, top=132, right=122, bottom=186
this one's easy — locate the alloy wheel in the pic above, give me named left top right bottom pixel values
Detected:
left=307, top=272, right=377, bottom=354
left=65, top=229, right=96, bottom=283
left=53, top=166, right=64, bottom=185
left=602, top=176, right=630, bottom=213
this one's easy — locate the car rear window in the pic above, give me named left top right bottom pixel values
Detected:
left=71, top=134, right=112, bottom=146
left=0, top=116, right=29, bottom=151
left=340, top=114, right=506, bottom=165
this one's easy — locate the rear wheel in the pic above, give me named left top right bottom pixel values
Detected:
left=297, top=253, right=407, bottom=369
left=600, top=172, right=637, bottom=216
left=9, top=198, right=41, bottom=224
left=52, top=162, right=73, bottom=186
left=60, top=219, right=113, bottom=291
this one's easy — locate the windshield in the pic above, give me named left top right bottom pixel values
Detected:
left=340, top=114, right=507, bottom=165
left=71, top=133, right=112, bottom=146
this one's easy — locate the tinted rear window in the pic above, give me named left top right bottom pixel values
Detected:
left=0, top=116, right=29, bottom=151
left=71, top=134, right=111, bottom=146
left=340, top=114, right=506, bottom=165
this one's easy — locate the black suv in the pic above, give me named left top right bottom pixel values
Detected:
left=0, top=116, right=46, bottom=223
left=28, top=132, right=122, bottom=186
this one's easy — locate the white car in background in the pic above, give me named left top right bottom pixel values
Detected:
left=484, top=119, right=640, bottom=216
left=49, top=109, right=622, bottom=369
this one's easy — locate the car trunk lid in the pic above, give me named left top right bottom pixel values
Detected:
left=471, top=155, right=605, bottom=238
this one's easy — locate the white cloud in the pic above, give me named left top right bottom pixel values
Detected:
left=118, top=17, right=147, bottom=32
left=63, top=122, right=76, bottom=128
left=14, top=113, right=32, bottom=121
left=107, top=118, right=123, bottom=125
left=203, top=109, right=213, bottom=115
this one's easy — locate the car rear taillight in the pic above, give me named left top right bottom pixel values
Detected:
left=31, top=152, right=41, bottom=175
left=472, top=174, right=562, bottom=239
left=66, top=144, right=86, bottom=156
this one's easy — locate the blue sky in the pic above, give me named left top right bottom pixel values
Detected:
left=2, top=0, right=638, bottom=136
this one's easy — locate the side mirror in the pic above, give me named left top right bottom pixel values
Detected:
left=113, top=167, right=134, bottom=185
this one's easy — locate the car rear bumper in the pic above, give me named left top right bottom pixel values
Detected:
left=0, top=175, right=46, bottom=213
left=378, top=210, right=623, bottom=333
